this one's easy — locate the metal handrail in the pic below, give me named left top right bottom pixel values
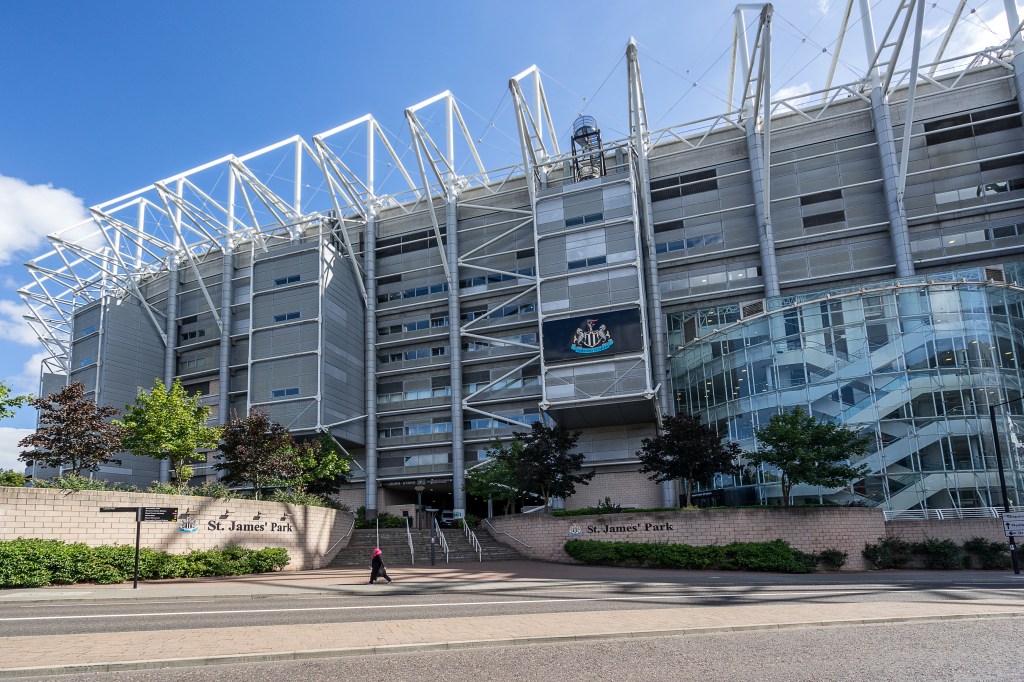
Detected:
left=433, top=518, right=449, bottom=563
left=323, top=512, right=357, bottom=559
left=405, top=515, right=415, bottom=565
left=883, top=507, right=1006, bottom=522
left=462, top=519, right=482, bottom=562
left=483, top=518, right=531, bottom=548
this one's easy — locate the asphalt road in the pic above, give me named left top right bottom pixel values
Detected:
left=1, top=580, right=1021, bottom=638
left=13, top=618, right=1022, bottom=682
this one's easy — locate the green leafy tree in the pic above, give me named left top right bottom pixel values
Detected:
left=0, top=469, right=26, bottom=487
left=464, top=438, right=523, bottom=515
left=750, top=407, right=871, bottom=506
left=117, top=379, right=222, bottom=487
left=507, top=421, right=594, bottom=508
left=636, top=413, right=742, bottom=507
left=216, top=409, right=302, bottom=500
left=18, top=382, right=123, bottom=476
left=294, top=433, right=352, bottom=496
left=0, top=380, right=29, bottom=420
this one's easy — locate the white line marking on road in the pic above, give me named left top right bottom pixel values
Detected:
left=0, top=591, right=885, bottom=622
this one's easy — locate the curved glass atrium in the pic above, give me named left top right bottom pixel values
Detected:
left=669, top=268, right=1024, bottom=511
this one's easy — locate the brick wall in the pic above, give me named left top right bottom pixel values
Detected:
left=485, top=508, right=887, bottom=570
left=0, top=488, right=355, bottom=571
left=887, top=519, right=1007, bottom=544
left=563, top=470, right=664, bottom=510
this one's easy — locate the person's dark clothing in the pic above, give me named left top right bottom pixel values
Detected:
left=369, top=552, right=392, bottom=583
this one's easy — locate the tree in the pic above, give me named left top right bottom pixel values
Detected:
left=750, top=407, right=871, bottom=506
left=463, top=439, right=523, bottom=515
left=636, top=413, right=742, bottom=507
left=0, top=469, right=26, bottom=487
left=216, top=409, right=302, bottom=500
left=117, top=379, right=222, bottom=487
left=508, top=421, right=594, bottom=508
left=0, top=380, right=29, bottom=420
left=294, top=433, right=352, bottom=496
left=18, top=382, right=123, bottom=476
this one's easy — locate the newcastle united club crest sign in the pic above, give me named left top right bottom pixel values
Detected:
left=570, top=319, right=614, bottom=355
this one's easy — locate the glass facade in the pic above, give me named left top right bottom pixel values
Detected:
left=669, top=268, right=1024, bottom=511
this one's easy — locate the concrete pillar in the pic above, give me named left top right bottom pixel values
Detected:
left=364, top=214, right=379, bottom=518
left=160, top=257, right=178, bottom=483
left=745, top=118, right=781, bottom=298
left=217, top=243, right=233, bottom=428
left=446, top=195, right=466, bottom=513
left=869, top=88, right=915, bottom=278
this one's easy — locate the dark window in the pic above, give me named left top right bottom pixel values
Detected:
left=376, top=274, right=402, bottom=286
left=180, top=315, right=198, bottom=325
left=802, top=210, right=846, bottom=229
left=272, top=311, right=301, bottom=323
left=979, top=154, right=1024, bottom=172
left=271, top=387, right=300, bottom=398
left=274, top=274, right=301, bottom=286
left=567, top=255, right=607, bottom=270
left=924, top=103, right=1022, bottom=145
left=515, top=248, right=535, bottom=259
left=799, top=189, right=843, bottom=206
left=992, top=225, right=1019, bottom=238
left=654, top=219, right=685, bottom=234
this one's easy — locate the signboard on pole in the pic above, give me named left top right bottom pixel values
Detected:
left=1003, top=511, right=1024, bottom=537
left=141, top=507, right=178, bottom=522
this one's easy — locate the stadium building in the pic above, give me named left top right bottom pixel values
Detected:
left=20, top=2, right=1024, bottom=516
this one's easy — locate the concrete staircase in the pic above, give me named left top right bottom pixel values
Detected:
left=328, top=524, right=521, bottom=567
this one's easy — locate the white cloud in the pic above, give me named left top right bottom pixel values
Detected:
left=7, top=352, right=46, bottom=398
left=0, top=175, right=90, bottom=265
left=815, top=0, right=829, bottom=18
left=0, top=299, right=39, bottom=346
left=0, top=427, right=32, bottom=472
left=775, top=82, right=813, bottom=101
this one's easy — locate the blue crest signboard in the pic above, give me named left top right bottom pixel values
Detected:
left=542, top=308, right=643, bottom=362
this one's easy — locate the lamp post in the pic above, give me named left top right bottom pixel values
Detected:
left=414, top=484, right=425, bottom=530
left=987, top=398, right=1022, bottom=575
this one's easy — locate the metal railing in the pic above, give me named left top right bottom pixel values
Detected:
left=405, top=515, right=415, bottom=565
left=883, top=507, right=1006, bottom=522
left=462, top=519, right=482, bottom=562
left=433, top=518, right=449, bottom=563
left=483, top=519, right=531, bottom=548
left=323, top=511, right=358, bottom=561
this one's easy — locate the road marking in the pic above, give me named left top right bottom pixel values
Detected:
left=0, top=591, right=897, bottom=622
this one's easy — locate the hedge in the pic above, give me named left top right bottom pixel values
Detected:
left=564, top=538, right=820, bottom=573
left=0, top=539, right=289, bottom=588
left=862, top=536, right=1012, bottom=570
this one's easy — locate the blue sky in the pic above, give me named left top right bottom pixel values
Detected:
left=0, top=0, right=1013, bottom=471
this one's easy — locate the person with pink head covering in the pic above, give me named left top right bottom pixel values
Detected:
left=368, top=547, right=393, bottom=584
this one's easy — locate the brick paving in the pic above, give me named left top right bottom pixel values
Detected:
left=1, top=562, right=1022, bottom=676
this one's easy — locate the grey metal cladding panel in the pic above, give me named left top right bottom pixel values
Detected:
left=251, top=323, right=320, bottom=356
left=251, top=355, right=318, bottom=398
left=252, top=249, right=320, bottom=291
left=72, top=336, right=100, bottom=364
left=251, top=288, right=318, bottom=327
left=264, top=399, right=318, bottom=430
left=69, top=366, right=97, bottom=390
left=176, top=291, right=204, bottom=317
left=230, top=340, right=249, bottom=366
left=229, top=370, right=248, bottom=393
left=562, top=189, right=603, bottom=211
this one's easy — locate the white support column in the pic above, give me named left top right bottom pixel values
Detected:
left=745, top=118, right=781, bottom=298
left=161, top=255, right=178, bottom=483
left=364, top=213, right=379, bottom=518
left=217, top=241, right=233, bottom=428
left=1004, top=0, right=1024, bottom=125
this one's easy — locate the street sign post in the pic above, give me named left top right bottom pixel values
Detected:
left=1003, top=512, right=1024, bottom=538
left=99, top=506, right=178, bottom=588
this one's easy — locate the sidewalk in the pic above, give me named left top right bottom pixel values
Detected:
left=1, top=562, right=1022, bottom=678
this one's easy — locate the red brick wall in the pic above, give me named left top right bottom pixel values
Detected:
left=0, top=488, right=355, bottom=570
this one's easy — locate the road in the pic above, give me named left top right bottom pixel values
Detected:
left=0, top=564, right=1021, bottom=680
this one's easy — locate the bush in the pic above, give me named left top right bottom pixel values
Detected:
left=268, top=490, right=331, bottom=508
left=0, top=539, right=289, bottom=588
left=354, top=507, right=406, bottom=528
left=145, top=481, right=239, bottom=499
left=817, top=547, right=848, bottom=571
left=963, top=537, right=1012, bottom=569
left=31, top=474, right=139, bottom=492
left=913, top=538, right=965, bottom=570
left=552, top=506, right=678, bottom=517
left=0, top=469, right=26, bottom=487
left=862, top=536, right=913, bottom=569
left=564, top=539, right=819, bottom=574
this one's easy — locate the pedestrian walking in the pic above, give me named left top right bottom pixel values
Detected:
left=368, top=547, right=393, bottom=584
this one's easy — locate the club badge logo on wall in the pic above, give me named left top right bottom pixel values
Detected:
left=570, top=319, right=614, bottom=355
left=177, top=514, right=199, bottom=533
left=568, top=523, right=583, bottom=537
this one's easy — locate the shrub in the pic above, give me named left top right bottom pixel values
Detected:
left=0, top=539, right=289, bottom=588
left=564, top=539, right=819, bottom=574
left=552, top=506, right=678, bottom=517
left=145, top=481, right=239, bottom=498
left=31, top=474, right=139, bottom=492
left=862, top=536, right=913, bottom=569
left=817, top=547, right=848, bottom=571
left=0, top=469, right=26, bottom=487
left=963, top=537, right=1012, bottom=570
left=354, top=507, right=406, bottom=528
left=913, top=538, right=965, bottom=570
left=268, top=490, right=331, bottom=508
